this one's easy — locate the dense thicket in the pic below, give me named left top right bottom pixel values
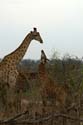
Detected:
left=19, top=55, right=83, bottom=94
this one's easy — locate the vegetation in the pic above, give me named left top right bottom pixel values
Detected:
left=20, top=53, right=83, bottom=94
left=0, top=52, right=83, bottom=120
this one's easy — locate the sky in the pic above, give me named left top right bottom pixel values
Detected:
left=0, top=0, right=83, bottom=60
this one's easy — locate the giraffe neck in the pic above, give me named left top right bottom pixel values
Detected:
left=38, top=63, right=47, bottom=81
left=2, top=33, right=33, bottom=65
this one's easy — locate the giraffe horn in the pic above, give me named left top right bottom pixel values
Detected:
left=33, top=27, right=37, bottom=32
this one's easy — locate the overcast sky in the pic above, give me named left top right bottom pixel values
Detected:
left=0, top=0, right=83, bottom=60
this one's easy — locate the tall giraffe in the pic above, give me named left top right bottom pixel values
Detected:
left=0, top=28, right=43, bottom=88
left=38, top=50, right=69, bottom=110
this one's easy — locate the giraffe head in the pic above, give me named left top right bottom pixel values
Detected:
left=30, top=28, right=43, bottom=43
left=41, top=50, right=49, bottom=64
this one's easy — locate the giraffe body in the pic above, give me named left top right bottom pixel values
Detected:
left=38, top=50, right=69, bottom=110
left=0, top=28, right=43, bottom=88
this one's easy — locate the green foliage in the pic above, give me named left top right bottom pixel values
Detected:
left=18, top=51, right=83, bottom=96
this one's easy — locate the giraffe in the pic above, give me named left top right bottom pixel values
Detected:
left=38, top=50, right=70, bottom=112
left=0, top=28, right=43, bottom=88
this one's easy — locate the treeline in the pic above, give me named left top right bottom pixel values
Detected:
left=19, top=55, right=83, bottom=94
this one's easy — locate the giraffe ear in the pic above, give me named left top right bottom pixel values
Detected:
left=33, top=27, right=37, bottom=32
